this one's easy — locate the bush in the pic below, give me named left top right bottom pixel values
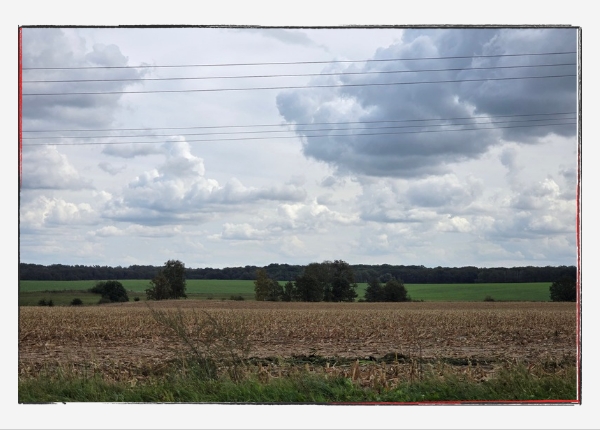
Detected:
left=47, top=299, right=54, bottom=307
left=134, top=297, right=140, bottom=302
left=38, top=299, right=47, bottom=306
left=550, top=277, right=577, bottom=302
left=98, top=297, right=111, bottom=305
left=384, top=279, right=409, bottom=302
left=229, top=295, right=245, bottom=301
left=90, top=280, right=129, bottom=303
left=483, top=295, right=495, bottom=302
left=70, top=298, right=83, bottom=306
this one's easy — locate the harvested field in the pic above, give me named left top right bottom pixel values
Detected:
left=19, top=301, right=577, bottom=385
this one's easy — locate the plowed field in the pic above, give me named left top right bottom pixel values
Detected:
left=19, top=301, right=577, bottom=381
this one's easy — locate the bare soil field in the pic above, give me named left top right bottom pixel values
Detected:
left=19, top=301, right=577, bottom=383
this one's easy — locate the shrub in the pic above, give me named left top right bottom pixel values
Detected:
left=229, top=295, right=245, bottom=301
left=98, top=297, right=111, bottom=305
left=483, top=295, right=495, bottom=302
left=91, top=280, right=129, bottom=303
left=384, top=279, right=409, bottom=302
left=47, top=299, right=54, bottom=307
left=70, top=298, right=83, bottom=306
left=148, top=306, right=252, bottom=382
left=134, top=297, right=140, bottom=302
left=38, top=299, right=47, bottom=306
left=550, top=277, right=577, bottom=302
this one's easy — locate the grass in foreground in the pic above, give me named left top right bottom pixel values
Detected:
left=18, top=361, right=576, bottom=403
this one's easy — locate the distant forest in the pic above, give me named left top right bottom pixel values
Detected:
left=19, top=262, right=576, bottom=284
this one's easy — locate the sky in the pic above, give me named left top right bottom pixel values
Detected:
left=19, top=26, right=579, bottom=269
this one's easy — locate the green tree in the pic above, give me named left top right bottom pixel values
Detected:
left=266, top=279, right=284, bottom=301
left=146, top=272, right=171, bottom=300
left=254, top=269, right=271, bottom=301
left=163, top=260, right=187, bottom=299
left=282, top=280, right=296, bottom=302
left=295, top=262, right=329, bottom=302
left=91, top=280, right=129, bottom=302
left=384, top=279, right=409, bottom=302
left=330, top=260, right=358, bottom=302
left=364, top=277, right=384, bottom=302
left=145, top=260, right=187, bottom=300
left=549, top=277, right=577, bottom=302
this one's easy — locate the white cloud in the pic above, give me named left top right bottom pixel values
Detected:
left=21, top=196, right=96, bottom=229
left=22, top=146, right=93, bottom=190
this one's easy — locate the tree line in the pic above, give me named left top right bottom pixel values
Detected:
left=19, top=262, right=576, bottom=284
left=254, top=260, right=410, bottom=302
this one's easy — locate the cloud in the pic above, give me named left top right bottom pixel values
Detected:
left=219, top=223, right=268, bottom=241
left=20, top=196, right=96, bottom=230
left=98, top=161, right=127, bottom=175
left=276, top=28, right=577, bottom=179
left=22, top=146, right=93, bottom=190
left=22, top=28, right=146, bottom=131
left=102, top=143, right=163, bottom=158
left=235, top=28, right=328, bottom=50
left=272, top=199, right=359, bottom=233
left=103, top=140, right=307, bottom=225
left=406, top=175, right=482, bottom=208
left=91, top=224, right=182, bottom=238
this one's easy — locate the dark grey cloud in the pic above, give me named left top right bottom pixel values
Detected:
left=22, top=28, right=145, bottom=131
left=276, top=28, right=577, bottom=178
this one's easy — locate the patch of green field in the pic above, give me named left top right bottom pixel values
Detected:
left=19, top=280, right=551, bottom=303
left=402, top=283, right=551, bottom=302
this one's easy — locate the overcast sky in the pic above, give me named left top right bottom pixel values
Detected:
left=19, top=26, right=579, bottom=269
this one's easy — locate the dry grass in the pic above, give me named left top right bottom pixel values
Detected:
left=19, top=301, right=577, bottom=387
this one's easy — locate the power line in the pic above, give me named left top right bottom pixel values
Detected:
left=21, top=117, right=576, bottom=140
left=22, top=62, right=576, bottom=84
left=22, top=51, right=577, bottom=70
left=22, top=112, right=576, bottom=133
left=21, top=74, right=577, bottom=96
left=21, top=122, right=576, bottom=146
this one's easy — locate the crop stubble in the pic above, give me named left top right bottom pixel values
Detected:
left=19, top=301, right=576, bottom=382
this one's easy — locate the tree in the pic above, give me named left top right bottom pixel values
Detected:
left=384, top=279, right=409, bottom=302
left=330, top=260, right=358, bottom=302
left=146, top=272, right=171, bottom=300
left=549, top=277, right=577, bottom=302
left=282, top=281, right=296, bottom=302
left=91, top=280, right=129, bottom=302
left=295, top=262, right=328, bottom=302
left=266, top=279, right=284, bottom=301
left=364, top=277, right=384, bottom=302
left=146, top=260, right=187, bottom=300
left=254, top=269, right=271, bottom=301
left=163, top=260, right=187, bottom=299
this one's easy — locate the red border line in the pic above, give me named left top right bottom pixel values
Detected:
left=18, top=27, right=22, bottom=190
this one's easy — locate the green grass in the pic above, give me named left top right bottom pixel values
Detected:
left=401, top=283, right=551, bottom=302
left=18, top=363, right=576, bottom=403
left=19, top=280, right=552, bottom=303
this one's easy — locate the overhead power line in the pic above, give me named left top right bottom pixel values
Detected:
left=21, top=74, right=576, bottom=96
left=21, top=117, right=577, bottom=140
left=22, top=112, right=576, bottom=134
left=22, top=62, right=576, bottom=84
left=21, top=122, right=576, bottom=146
left=22, top=51, right=577, bottom=70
